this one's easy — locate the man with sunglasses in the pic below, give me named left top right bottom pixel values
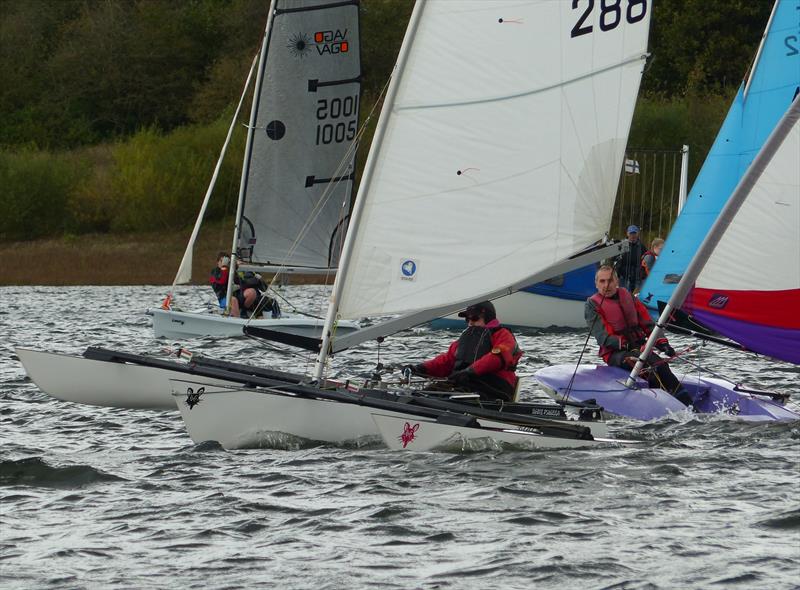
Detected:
left=407, top=301, right=522, bottom=402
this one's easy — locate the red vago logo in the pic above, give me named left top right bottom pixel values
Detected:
left=287, top=29, right=349, bottom=58
left=314, top=29, right=349, bottom=54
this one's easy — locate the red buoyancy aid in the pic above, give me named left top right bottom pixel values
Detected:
left=589, top=289, right=648, bottom=362
left=641, top=250, right=656, bottom=277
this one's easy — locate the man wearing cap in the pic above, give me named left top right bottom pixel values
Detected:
left=614, top=225, right=647, bottom=293
left=407, top=301, right=523, bottom=402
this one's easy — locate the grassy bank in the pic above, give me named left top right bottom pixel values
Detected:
left=0, top=219, right=325, bottom=286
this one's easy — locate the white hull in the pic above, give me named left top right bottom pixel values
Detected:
left=172, top=381, right=390, bottom=448
left=149, top=307, right=359, bottom=339
left=371, top=414, right=625, bottom=452
left=433, top=291, right=585, bottom=330
left=171, top=379, right=608, bottom=450
left=16, top=348, right=224, bottom=410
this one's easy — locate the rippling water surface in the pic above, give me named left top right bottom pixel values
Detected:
left=1, top=285, right=799, bottom=589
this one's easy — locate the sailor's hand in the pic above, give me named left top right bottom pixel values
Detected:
left=447, top=369, right=472, bottom=386
left=402, top=363, right=426, bottom=375
left=656, top=342, right=676, bottom=357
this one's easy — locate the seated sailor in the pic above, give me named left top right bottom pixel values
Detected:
left=586, top=265, right=692, bottom=406
left=407, top=300, right=522, bottom=402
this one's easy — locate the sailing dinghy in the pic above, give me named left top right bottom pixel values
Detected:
left=173, top=0, right=651, bottom=451
left=150, top=0, right=362, bottom=339
left=639, top=0, right=799, bottom=316
left=536, top=94, right=800, bottom=422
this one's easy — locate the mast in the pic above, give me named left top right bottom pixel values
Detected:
left=313, top=0, right=427, bottom=381
left=224, top=0, right=277, bottom=312
left=626, top=96, right=800, bottom=387
left=743, top=0, right=779, bottom=100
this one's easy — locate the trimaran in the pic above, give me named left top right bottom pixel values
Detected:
left=18, top=0, right=649, bottom=450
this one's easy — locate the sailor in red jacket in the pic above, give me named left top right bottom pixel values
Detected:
left=409, top=301, right=522, bottom=402
left=586, top=265, right=692, bottom=406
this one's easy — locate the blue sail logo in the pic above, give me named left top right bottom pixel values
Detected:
left=400, top=259, right=417, bottom=281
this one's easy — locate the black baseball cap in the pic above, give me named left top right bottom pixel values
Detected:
left=457, top=300, right=496, bottom=321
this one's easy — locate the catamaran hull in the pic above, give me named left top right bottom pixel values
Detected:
left=171, top=380, right=609, bottom=450
left=15, top=348, right=224, bottom=410
left=535, top=364, right=799, bottom=422
left=149, top=308, right=359, bottom=339
left=172, top=382, right=389, bottom=448
left=371, top=413, right=623, bottom=452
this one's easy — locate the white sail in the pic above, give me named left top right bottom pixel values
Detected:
left=694, top=116, right=799, bottom=291
left=238, top=0, right=361, bottom=270
left=333, top=0, right=651, bottom=319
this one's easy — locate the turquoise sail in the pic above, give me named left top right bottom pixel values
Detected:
left=639, top=0, right=800, bottom=312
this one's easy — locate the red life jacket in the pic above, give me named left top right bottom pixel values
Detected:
left=641, top=250, right=656, bottom=277
left=590, top=289, right=647, bottom=361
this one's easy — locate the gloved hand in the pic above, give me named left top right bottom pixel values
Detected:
left=447, top=368, right=473, bottom=387
left=402, top=363, right=426, bottom=375
left=656, top=342, right=676, bottom=357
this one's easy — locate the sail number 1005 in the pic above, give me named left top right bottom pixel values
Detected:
left=316, top=96, right=358, bottom=145
left=571, top=0, right=648, bottom=38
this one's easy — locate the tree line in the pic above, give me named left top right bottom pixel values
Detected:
left=0, top=0, right=773, bottom=240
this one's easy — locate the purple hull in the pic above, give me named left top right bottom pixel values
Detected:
left=535, top=364, right=799, bottom=422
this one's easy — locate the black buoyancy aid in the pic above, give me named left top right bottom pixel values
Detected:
left=454, top=326, right=520, bottom=371
left=590, top=289, right=646, bottom=347
left=453, top=326, right=495, bottom=371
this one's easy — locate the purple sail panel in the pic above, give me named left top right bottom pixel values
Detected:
left=692, top=310, right=800, bottom=364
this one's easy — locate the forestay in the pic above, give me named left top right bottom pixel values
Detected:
left=335, top=0, right=651, bottom=320
left=639, top=0, right=800, bottom=311
left=238, top=0, right=361, bottom=270
left=683, top=107, right=800, bottom=363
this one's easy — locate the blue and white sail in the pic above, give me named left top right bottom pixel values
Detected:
left=639, top=0, right=800, bottom=311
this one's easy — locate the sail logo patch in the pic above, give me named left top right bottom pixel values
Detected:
left=400, top=259, right=418, bottom=281
left=708, top=294, right=729, bottom=309
left=287, top=29, right=349, bottom=58
left=314, top=30, right=349, bottom=54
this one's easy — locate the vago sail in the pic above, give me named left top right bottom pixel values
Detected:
left=17, top=0, right=362, bottom=409
left=174, top=0, right=652, bottom=451
left=150, top=0, right=362, bottom=339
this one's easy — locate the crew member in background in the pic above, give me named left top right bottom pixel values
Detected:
left=641, top=237, right=664, bottom=279
left=407, top=301, right=522, bottom=402
left=209, top=253, right=278, bottom=318
left=586, top=265, right=692, bottom=406
left=614, top=225, right=647, bottom=293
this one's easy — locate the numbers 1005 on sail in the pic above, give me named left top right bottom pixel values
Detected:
left=316, top=96, right=358, bottom=145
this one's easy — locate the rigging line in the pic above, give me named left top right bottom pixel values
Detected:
left=269, top=72, right=395, bottom=323
left=264, top=83, right=382, bottom=294
left=244, top=333, right=317, bottom=363
left=562, top=291, right=604, bottom=403
left=670, top=352, right=745, bottom=387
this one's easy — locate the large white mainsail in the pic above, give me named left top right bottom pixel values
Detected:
left=334, top=0, right=650, bottom=321
left=236, top=0, right=361, bottom=272
left=313, top=0, right=650, bottom=369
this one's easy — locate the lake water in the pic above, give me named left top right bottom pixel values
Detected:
left=1, top=285, right=798, bottom=589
